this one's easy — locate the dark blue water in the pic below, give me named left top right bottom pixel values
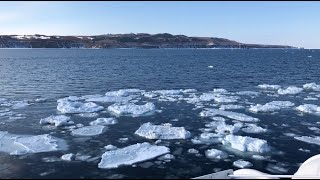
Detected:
left=0, top=49, right=319, bottom=178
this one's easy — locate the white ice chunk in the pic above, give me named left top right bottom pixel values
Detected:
left=257, top=84, right=281, bottom=90
left=135, top=122, right=191, bottom=140
left=90, top=118, right=118, bottom=126
left=98, top=142, right=169, bottom=169
left=0, top=132, right=67, bottom=155
left=277, top=86, right=303, bottom=95
left=105, top=89, right=144, bottom=97
left=303, top=83, right=320, bottom=91
left=242, top=124, right=267, bottom=134
left=152, top=90, right=182, bottom=95
left=71, top=125, right=107, bottom=136
left=187, top=148, right=199, bottom=154
left=236, top=91, right=260, bottom=97
left=61, top=153, right=74, bottom=161
left=233, top=159, right=253, bottom=168
left=78, top=112, right=99, bottom=117
left=197, top=132, right=224, bottom=144
left=249, top=101, right=294, bottom=113
left=205, top=149, right=228, bottom=159
left=57, top=100, right=103, bottom=114
left=219, top=104, right=244, bottom=110
left=199, top=93, right=239, bottom=103
left=181, top=89, right=197, bottom=93
left=222, top=135, right=270, bottom=153
left=200, top=108, right=259, bottom=122
left=296, top=104, right=320, bottom=116
left=40, top=115, right=74, bottom=127
left=85, top=96, right=134, bottom=103
left=158, top=154, right=175, bottom=160
left=213, top=88, right=229, bottom=94
left=107, top=102, right=156, bottom=116
left=252, top=155, right=266, bottom=160
left=294, top=136, right=320, bottom=146
left=215, top=122, right=243, bottom=134
left=104, top=145, right=117, bottom=151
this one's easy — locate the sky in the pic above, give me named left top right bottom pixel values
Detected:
left=0, top=1, right=319, bottom=49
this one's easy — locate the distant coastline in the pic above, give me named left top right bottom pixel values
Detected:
left=0, top=33, right=296, bottom=49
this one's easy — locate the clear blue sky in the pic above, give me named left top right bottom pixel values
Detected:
left=1, top=1, right=319, bottom=48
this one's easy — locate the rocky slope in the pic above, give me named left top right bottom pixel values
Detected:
left=0, top=33, right=294, bottom=49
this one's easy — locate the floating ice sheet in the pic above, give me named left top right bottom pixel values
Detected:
left=249, top=101, right=294, bottom=113
left=135, top=122, right=191, bottom=140
left=233, top=159, right=253, bottom=168
left=277, top=86, right=303, bottom=95
left=294, top=136, right=320, bottom=145
left=71, top=125, right=107, bottom=136
left=57, top=99, right=104, bottom=114
left=0, top=131, right=67, bottom=155
left=40, top=115, right=74, bottom=127
left=257, top=84, right=281, bottom=90
left=219, top=104, right=244, bottom=110
left=205, top=149, right=228, bottom=159
left=200, top=108, right=259, bottom=122
left=303, top=83, right=320, bottom=91
left=222, top=135, right=270, bottom=153
left=98, top=142, right=169, bottom=169
left=241, top=124, right=267, bottom=134
left=90, top=118, right=118, bottom=126
left=296, top=104, right=320, bottom=116
left=107, top=102, right=156, bottom=116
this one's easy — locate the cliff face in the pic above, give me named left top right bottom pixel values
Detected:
left=0, top=33, right=294, bottom=49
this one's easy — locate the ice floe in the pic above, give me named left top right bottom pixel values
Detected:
left=78, top=112, right=99, bottom=117
left=98, top=142, right=170, bottom=169
left=303, top=83, right=320, bottom=91
left=205, top=149, right=228, bottom=159
left=219, top=104, right=244, bottom=110
left=107, top=102, right=156, bottom=116
left=134, top=122, right=191, bottom=140
left=199, top=93, right=239, bottom=103
left=40, top=115, right=74, bottom=127
left=296, top=104, right=320, bottom=116
left=277, top=86, right=303, bottom=95
left=152, top=90, right=182, bottom=95
left=104, top=145, right=117, bottom=151
left=0, top=131, right=67, bottom=155
left=89, top=118, right=118, bottom=126
left=105, top=89, right=145, bottom=97
left=251, top=154, right=267, bottom=160
left=187, top=148, right=199, bottom=154
left=249, top=101, right=294, bottom=113
left=200, top=108, right=259, bottom=122
left=85, top=95, right=134, bottom=103
left=241, top=124, right=267, bottom=134
left=257, top=84, right=281, bottom=90
left=294, top=136, right=320, bottom=145
left=71, top=125, right=107, bottom=136
left=192, top=132, right=224, bottom=144
left=61, top=153, right=74, bottom=161
left=57, top=99, right=104, bottom=114
left=233, top=159, right=253, bottom=168
left=222, top=135, right=270, bottom=153
left=214, top=122, right=243, bottom=134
